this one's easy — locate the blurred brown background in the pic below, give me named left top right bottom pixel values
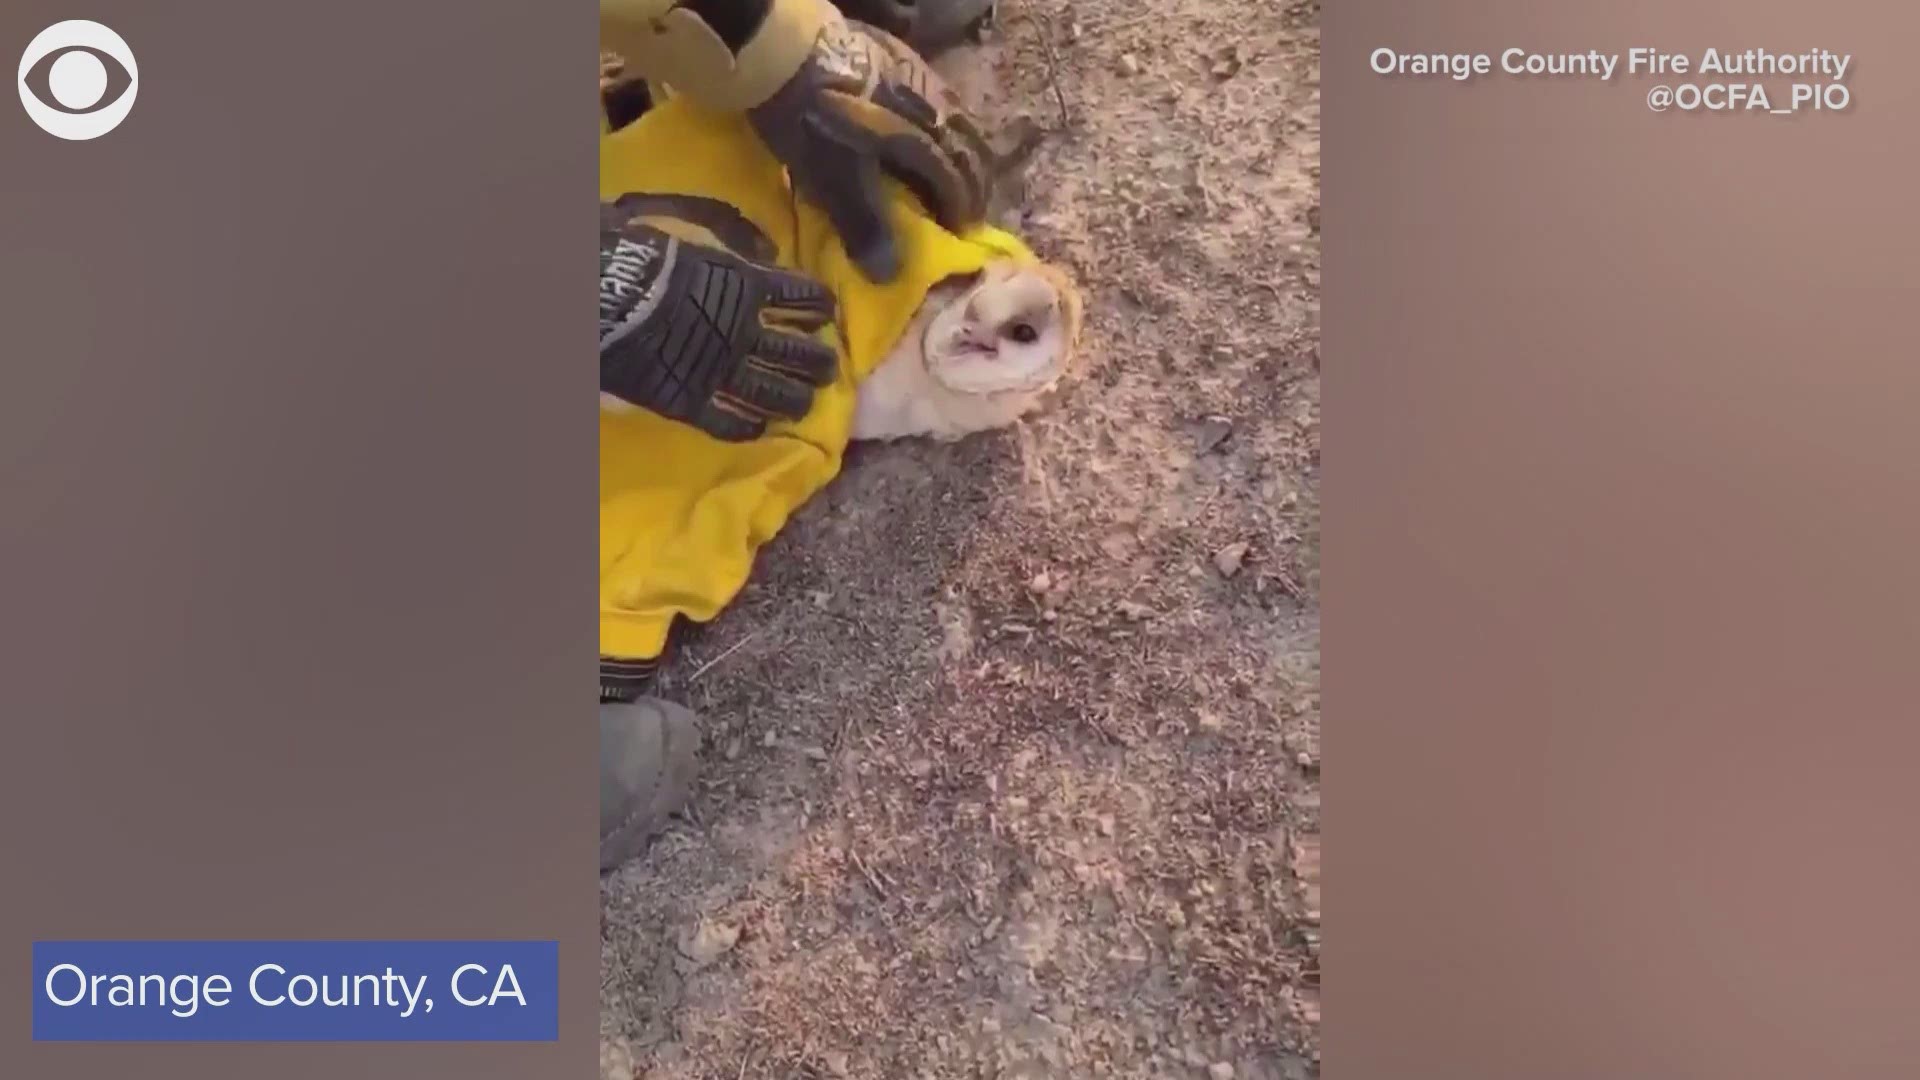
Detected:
left=1329, top=3, right=1920, bottom=1077
left=1, top=1, right=596, bottom=1076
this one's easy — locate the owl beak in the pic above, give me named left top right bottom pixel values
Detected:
left=955, top=325, right=1000, bottom=357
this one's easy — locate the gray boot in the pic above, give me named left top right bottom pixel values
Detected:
left=599, top=697, right=701, bottom=872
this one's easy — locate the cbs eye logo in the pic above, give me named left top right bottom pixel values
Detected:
left=17, top=20, right=137, bottom=140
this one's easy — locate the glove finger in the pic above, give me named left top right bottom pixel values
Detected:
left=874, top=79, right=995, bottom=227
left=941, top=107, right=998, bottom=189
left=721, top=364, right=815, bottom=422
left=752, top=327, right=839, bottom=387
left=825, top=91, right=990, bottom=232
left=793, top=113, right=903, bottom=283
left=610, top=193, right=782, bottom=265
left=693, top=396, right=769, bottom=442
left=897, top=116, right=994, bottom=230
left=868, top=59, right=944, bottom=133
left=757, top=264, right=838, bottom=331
left=841, top=22, right=994, bottom=213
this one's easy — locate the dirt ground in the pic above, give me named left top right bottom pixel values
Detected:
left=601, top=2, right=1321, bottom=1076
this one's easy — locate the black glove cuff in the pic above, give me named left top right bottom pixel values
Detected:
left=600, top=656, right=660, bottom=703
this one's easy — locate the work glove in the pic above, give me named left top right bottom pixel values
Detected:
left=748, top=9, right=995, bottom=282
left=599, top=0, right=995, bottom=284
left=599, top=197, right=839, bottom=442
left=831, top=0, right=998, bottom=56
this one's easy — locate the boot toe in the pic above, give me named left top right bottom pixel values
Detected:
left=599, top=697, right=701, bottom=871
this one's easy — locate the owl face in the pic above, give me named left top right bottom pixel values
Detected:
left=921, top=261, right=1081, bottom=396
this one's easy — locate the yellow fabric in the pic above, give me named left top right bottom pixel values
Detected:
left=599, top=96, right=1034, bottom=664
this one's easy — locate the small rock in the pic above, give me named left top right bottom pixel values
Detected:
left=802, top=745, right=829, bottom=762
left=600, top=1036, right=634, bottom=1080
left=677, top=919, right=740, bottom=969
left=1214, top=542, right=1251, bottom=577
left=762, top=729, right=779, bottom=748
left=822, top=1049, right=851, bottom=1077
left=1029, top=571, right=1053, bottom=594
left=1194, top=416, right=1233, bottom=454
left=1119, top=53, right=1141, bottom=76
left=1210, top=1063, right=1237, bottom=1080
left=724, top=737, right=742, bottom=761
left=1117, top=600, right=1154, bottom=621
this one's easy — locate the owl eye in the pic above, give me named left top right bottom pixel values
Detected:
left=1007, top=321, right=1040, bottom=345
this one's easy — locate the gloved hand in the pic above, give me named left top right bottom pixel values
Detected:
left=598, top=0, right=994, bottom=284
left=832, top=0, right=998, bottom=56
left=747, top=9, right=994, bottom=282
left=599, top=197, right=838, bottom=442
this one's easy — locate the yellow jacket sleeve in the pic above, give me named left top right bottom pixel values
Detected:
left=598, top=97, right=1036, bottom=665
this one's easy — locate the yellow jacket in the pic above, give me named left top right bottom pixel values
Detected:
left=599, top=97, right=1033, bottom=667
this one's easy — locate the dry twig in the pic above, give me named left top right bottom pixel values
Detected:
left=1011, top=0, right=1073, bottom=129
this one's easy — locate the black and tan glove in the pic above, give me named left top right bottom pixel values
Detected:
left=599, top=196, right=839, bottom=442
left=599, top=0, right=994, bottom=283
left=748, top=10, right=994, bottom=281
left=832, top=0, right=998, bottom=55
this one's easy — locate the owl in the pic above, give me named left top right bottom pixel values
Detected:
left=851, top=259, right=1083, bottom=442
